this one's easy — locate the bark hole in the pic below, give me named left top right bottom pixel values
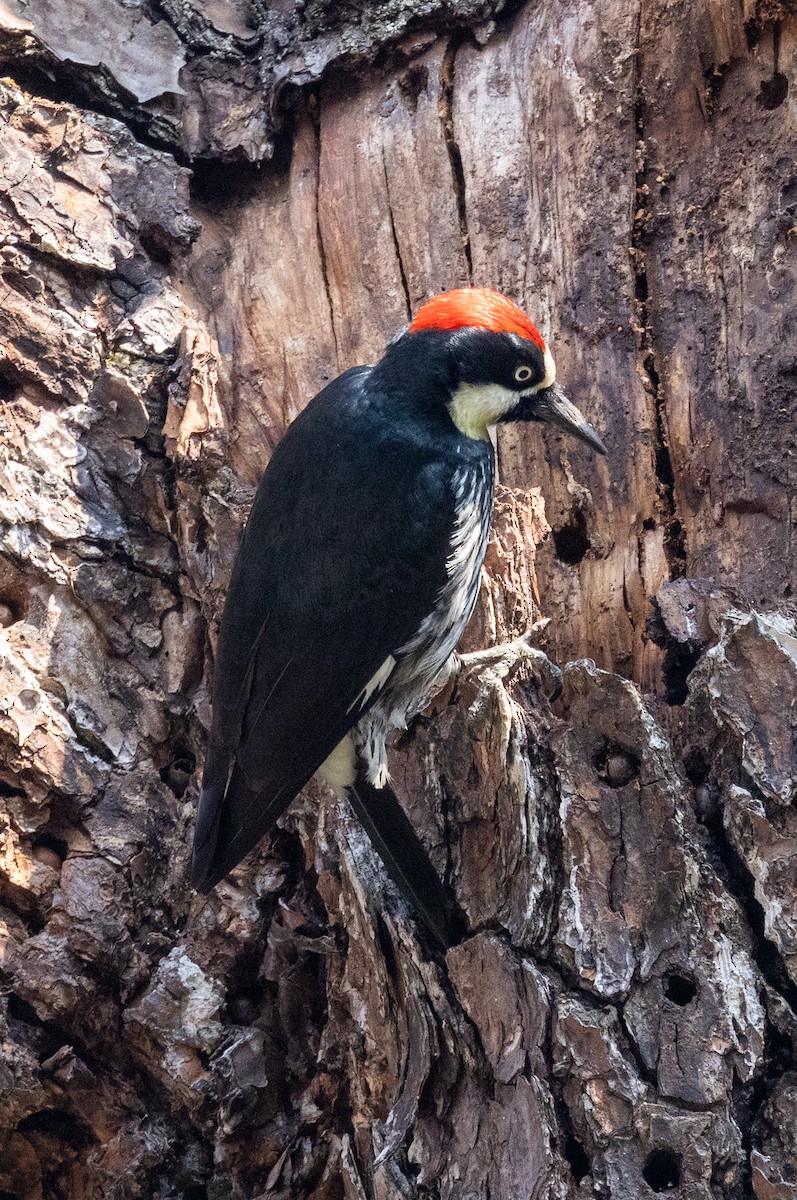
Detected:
left=595, top=745, right=640, bottom=787
left=703, top=63, right=729, bottom=120
left=18, top=1107, right=96, bottom=1150
left=31, top=832, right=68, bottom=870
left=552, top=510, right=590, bottom=565
left=642, top=1147, right=682, bottom=1191
left=0, top=778, right=25, bottom=799
left=7, top=993, right=39, bottom=1025
left=758, top=71, right=788, bottom=108
left=758, top=20, right=789, bottom=110
left=225, top=947, right=268, bottom=1025
left=684, top=750, right=719, bottom=823
left=0, top=555, right=30, bottom=626
left=0, top=364, right=19, bottom=401
left=0, top=595, right=23, bottom=627
left=663, top=970, right=698, bottom=1006
left=6, top=995, right=62, bottom=1059
left=661, top=640, right=701, bottom=706
left=160, top=749, right=197, bottom=798
left=682, top=747, right=709, bottom=785
left=398, top=63, right=429, bottom=112
left=189, top=156, right=275, bottom=207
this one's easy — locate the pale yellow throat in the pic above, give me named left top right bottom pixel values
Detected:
left=448, top=382, right=517, bottom=440
left=447, top=346, right=557, bottom=441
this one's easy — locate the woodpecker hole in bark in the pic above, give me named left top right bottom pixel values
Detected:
left=759, top=70, right=788, bottom=108
left=661, top=639, right=702, bottom=706
left=643, top=1147, right=682, bottom=1191
left=398, top=63, right=429, bottom=113
left=18, top=1107, right=96, bottom=1153
left=595, top=744, right=640, bottom=788
left=552, top=510, right=590, bottom=565
left=682, top=747, right=709, bottom=785
left=663, top=970, right=698, bottom=1006
left=0, top=777, right=26, bottom=800
left=31, top=832, right=68, bottom=871
left=160, top=749, right=197, bottom=798
left=0, top=576, right=28, bottom=627
left=0, top=601, right=17, bottom=628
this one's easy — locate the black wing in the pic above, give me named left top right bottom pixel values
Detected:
left=191, top=367, right=466, bottom=890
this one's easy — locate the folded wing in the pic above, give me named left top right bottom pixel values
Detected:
left=191, top=368, right=459, bottom=890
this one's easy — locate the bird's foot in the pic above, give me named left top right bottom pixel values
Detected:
left=456, top=620, right=562, bottom=699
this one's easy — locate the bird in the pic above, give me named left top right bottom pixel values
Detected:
left=191, top=287, right=606, bottom=948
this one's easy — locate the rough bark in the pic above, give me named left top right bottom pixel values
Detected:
left=0, top=1, right=796, bottom=1197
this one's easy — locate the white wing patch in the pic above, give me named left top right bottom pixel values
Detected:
left=347, top=653, right=397, bottom=714
left=447, top=495, right=485, bottom=574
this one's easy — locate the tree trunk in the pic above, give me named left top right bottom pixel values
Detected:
left=0, top=0, right=796, bottom=1196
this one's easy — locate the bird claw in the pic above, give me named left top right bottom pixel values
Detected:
left=456, top=620, right=563, bottom=699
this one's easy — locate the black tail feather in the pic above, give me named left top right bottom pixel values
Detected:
left=190, top=742, right=232, bottom=890
left=193, top=748, right=467, bottom=951
left=346, top=768, right=466, bottom=951
left=191, top=760, right=293, bottom=893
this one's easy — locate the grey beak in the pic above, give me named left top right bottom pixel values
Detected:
left=536, top=383, right=607, bottom=456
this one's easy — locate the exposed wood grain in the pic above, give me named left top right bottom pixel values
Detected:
left=317, top=43, right=470, bottom=365
left=640, top=4, right=797, bottom=607
left=451, top=1, right=667, bottom=688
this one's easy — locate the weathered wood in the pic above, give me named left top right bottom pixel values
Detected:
left=1, top=2, right=797, bottom=1197
left=452, top=1, right=667, bottom=689
left=640, top=1, right=797, bottom=606
left=0, top=0, right=510, bottom=161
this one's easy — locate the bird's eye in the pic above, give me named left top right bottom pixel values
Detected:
left=514, top=365, right=534, bottom=383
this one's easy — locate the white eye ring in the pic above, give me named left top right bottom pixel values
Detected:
left=514, top=365, right=534, bottom=383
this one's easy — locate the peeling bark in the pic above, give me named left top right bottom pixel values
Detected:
left=1, top=2, right=797, bottom=1197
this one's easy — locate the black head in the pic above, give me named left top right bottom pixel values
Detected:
left=390, top=289, right=607, bottom=453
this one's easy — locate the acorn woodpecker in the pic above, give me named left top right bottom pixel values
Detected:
left=191, top=288, right=606, bottom=947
